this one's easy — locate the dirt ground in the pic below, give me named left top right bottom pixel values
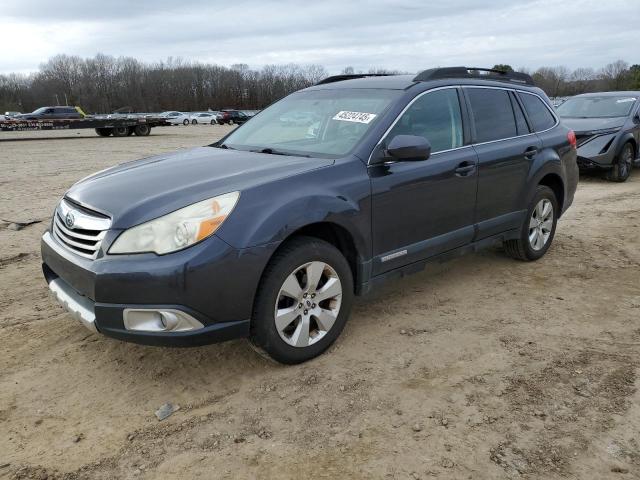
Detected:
left=1, top=126, right=639, bottom=480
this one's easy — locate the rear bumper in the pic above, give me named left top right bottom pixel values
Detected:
left=41, top=230, right=274, bottom=346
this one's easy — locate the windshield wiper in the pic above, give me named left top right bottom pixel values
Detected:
left=252, top=147, right=311, bottom=158
left=214, top=143, right=235, bottom=150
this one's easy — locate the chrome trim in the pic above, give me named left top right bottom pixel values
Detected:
left=123, top=308, right=205, bottom=332
left=48, top=277, right=97, bottom=332
left=368, top=85, right=559, bottom=165
left=58, top=199, right=111, bottom=231
left=53, top=199, right=111, bottom=259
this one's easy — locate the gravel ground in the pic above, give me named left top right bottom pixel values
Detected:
left=1, top=126, right=639, bottom=479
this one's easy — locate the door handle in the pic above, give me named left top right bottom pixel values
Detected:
left=455, top=161, right=476, bottom=176
left=524, top=146, right=538, bottom=160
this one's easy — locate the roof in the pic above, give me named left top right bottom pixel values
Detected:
left=573, top=91, right=640, bottom=97
left=308, top=67, right=540, bottom=93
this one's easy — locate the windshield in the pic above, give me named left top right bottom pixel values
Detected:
left=220, top=89, right=400, bottom=157
left=32, top=107, right=49, bottom=114
left=557, top=96, right=637, bottom=118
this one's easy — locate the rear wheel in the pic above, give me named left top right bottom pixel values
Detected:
left=95, top=128, right=112, bottom=137
left=134, top=124, right=151, bottom=136
left=191, top=119, right=198, bottom=125
left=504, top=185, right=558, bottom=261
left=112, top=126, right=129, bottom=137
left=250, top=237, right=353, bottom=364
left=605, top=142, right=634, bottom=182
left=182, top=119, right=189, bottom=126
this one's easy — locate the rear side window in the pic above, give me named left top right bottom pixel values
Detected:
left=510, top=93, right=530, bottom=135
left=388, top=88, right=464, bottom=153
left=466, top=88, right=517, bottom=143
left=519, top=93, right=556, bottom=132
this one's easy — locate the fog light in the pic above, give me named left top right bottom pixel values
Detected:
left=123, top=309, right=204, bottom=332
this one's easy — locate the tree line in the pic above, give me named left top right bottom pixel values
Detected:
left=1, top=54, right=638, bottom=114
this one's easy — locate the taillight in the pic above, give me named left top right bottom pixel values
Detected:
left=567, top=130, right=577, bottom=149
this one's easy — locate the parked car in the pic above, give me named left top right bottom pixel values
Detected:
left=556, top=92, right=640, bottom=182
left=190, top=112, right=217, bottom=125
left=41, top=67, right=578, bottom=364
left=216, top=109, right=249, bottom=125
left=160, top=111, right=191, bottom=126
left=15, top=106, right=84, bottom=120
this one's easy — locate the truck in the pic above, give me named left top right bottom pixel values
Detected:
left=0, top=106, right=170, bottom=137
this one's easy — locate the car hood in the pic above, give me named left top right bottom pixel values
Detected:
left=66, top=147, right=334, bottom=229
left=560, top=116, right=626, bottom=133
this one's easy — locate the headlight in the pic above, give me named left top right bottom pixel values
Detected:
left=109, top=191, right=240, bottom=255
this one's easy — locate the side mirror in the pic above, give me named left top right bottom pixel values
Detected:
left=386, top=135, right=431, bottom=161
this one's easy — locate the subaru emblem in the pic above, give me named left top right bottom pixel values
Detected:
left=65, top=212, right=75, bottom=228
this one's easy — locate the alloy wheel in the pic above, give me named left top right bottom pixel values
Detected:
left=620, top=145, right=633, bottom=178
left=274, top=261, right=342, bottom=348
left=528, top=199, right=554, bottom=251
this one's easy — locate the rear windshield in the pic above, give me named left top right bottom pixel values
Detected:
left=557, top=96, right=637, bottom=118
left=221, top=89, right=401, bottom=158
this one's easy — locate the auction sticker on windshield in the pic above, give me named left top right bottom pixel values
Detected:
left=332, top=111, right=377, bottom=124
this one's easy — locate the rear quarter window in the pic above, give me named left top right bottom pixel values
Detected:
left=466, top=88, right=518, bottom=143
left=519, top=93, right=556, bottom=132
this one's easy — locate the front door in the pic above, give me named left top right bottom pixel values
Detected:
left=369, top=87, right=478, bottom=276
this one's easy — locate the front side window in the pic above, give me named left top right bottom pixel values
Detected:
left=556, top=95, right=637, bottom=118
left=221, top=89, right=401, bottom=158
left=387, top=88, right=463, bottom=153
left=519, top=93, right=556, bottom=131
left=466, top=88, right=518, bottom=143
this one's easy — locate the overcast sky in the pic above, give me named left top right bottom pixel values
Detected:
left=1, top=0, right=639, bottom=75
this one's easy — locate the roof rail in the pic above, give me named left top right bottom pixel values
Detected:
left=316, top=73, right=396, bottom=85
left=413, top=67, right=535, bottom=86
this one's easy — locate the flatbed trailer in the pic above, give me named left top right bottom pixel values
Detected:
left=0, top=116, right=171, bottom=137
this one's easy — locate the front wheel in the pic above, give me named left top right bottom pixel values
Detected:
left=191, top=119, right=198, bottom=125
left=605, top=142, right=634, bottom=182
left=182, top=119, right=189, bottom=126
left=250, top=237, right=353, bottom=364
left=504, top=185, right=558, bottom=261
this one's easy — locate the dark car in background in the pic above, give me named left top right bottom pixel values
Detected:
left=15, top=106, right=84, bottom=120
left=557, top=92, right=640, bottom=182
left=216, top=109, right=249, bottom=125
left=41, top=67, right=577, bottom=364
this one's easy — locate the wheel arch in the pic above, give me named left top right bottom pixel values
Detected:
left=538, top=172, right=565, bottom=214
left=264, top=221, right=362, bottom=294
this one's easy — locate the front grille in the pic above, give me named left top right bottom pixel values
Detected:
left=52, top=199, right=111, bottom=259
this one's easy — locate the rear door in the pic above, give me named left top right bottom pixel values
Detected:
left=369, top=87, right=478, bottom=275
left=464, top=86, right=541, bottom=239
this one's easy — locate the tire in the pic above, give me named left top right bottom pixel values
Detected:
left=504, top=185, right=558, bottom=261
left=112, top=126, right=129, bottom=137
left=183, top=119, right=189, bottom=126
left=605, top=142, right=634, bottom=182
left=191, top=119, right=198, bottom=125
left=210, top=120, right=216, bottom=125
left=134, top=124, right=151, bottom=136
left=250, top=236, right=354, bottom=364
left=95, top=128, right=112, bottom=137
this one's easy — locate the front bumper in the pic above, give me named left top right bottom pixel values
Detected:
left=575, top=133, right=618, bottom=169
left=41, top=230, right=275, bottom=346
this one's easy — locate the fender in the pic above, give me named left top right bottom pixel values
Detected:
left=216, top=157, right=372, bottom=259
left=524, top=145, right=565, bottom=209
left=616, top=131, right=638, bottom=159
